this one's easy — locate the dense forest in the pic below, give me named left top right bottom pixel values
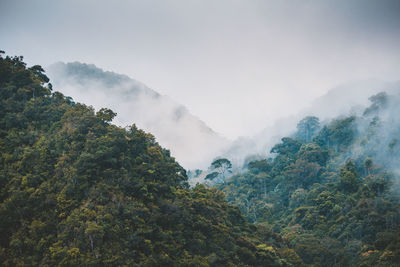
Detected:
left=1, top=51, right=400, bottom=267
left=217, top=96, right=400, bottom=266
left=0, top=52, right=294, bottom=266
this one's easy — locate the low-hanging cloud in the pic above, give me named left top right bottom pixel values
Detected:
left=47, top=62, right=230, bottom=169
left=218, top=80, right=400, bottom=170
left=2, top=0, right=400, bottom=139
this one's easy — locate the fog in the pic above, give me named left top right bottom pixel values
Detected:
left=47, top=60, right=400, bottom=172
left=190, top=84, right=400, bottom=185
left=346, top=90, right=400, bottom=176
left=2, top=0, right=400, bottom=139
left=47, top=62, right=229, bottom=169
left=2, top=0, right=400, bottom=170
left=217, top=80, right=400, bottom=168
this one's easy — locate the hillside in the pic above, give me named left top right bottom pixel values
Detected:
left=46, top=62, right=229, bottom=169
left=3, top=50, right=400, bottom=266
left=218, top=92, right=400, bottom=266
left=0, top=52, right=291, bottom=266
left=218, top=80, right=400, bottom=169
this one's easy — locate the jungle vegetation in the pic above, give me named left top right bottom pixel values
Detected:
left=0, top=52, right=290, bottom=266
left=219, top=104, right=400, bottom=266
left=2, top=50, right=400, bottom=267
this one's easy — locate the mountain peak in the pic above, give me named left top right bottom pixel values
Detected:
left=47, top=61, right=229, bottom=169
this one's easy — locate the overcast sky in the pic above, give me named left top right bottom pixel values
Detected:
left=2, top=0, right=400, bottom=139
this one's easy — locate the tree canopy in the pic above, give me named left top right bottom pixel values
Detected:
left=0, top=52, right=290, bottom=266
left=219, top=108, right=400, bottom=266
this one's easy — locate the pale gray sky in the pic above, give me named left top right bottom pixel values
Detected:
left=2, top=0, right=400, bottom=139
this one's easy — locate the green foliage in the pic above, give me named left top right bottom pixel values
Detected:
left=96, top=108, right=116, bottom=123
left=207, top=158, right=232, bottom=184
left=247, top=159, right=271, bottom=174
left=219, top=110, right=400, bottom=266
left=296, top=116, right=320, bottom=143
left=205, top=172, right=219, bottom=181
left=271, top=137, right=302, bottom=157
left=314, top=116, right=356, bottom=152
left=0, top=53, right=287, bottom=266
left=338, top=160, right=360, bottom=193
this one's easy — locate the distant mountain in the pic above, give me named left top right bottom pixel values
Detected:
left=301, top=79, right=400, bottom=119
left=0, top=53, right=287, bottom=266
left=217, top=86, right=400, bottom=266
left=219, top=80, right=400, bottom=169
left=47, top=62, right=229, bottom=169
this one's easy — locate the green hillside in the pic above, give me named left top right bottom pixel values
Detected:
left=2, top=50, right=400, bottom=267
left=219, top=105, right=400, bottom=266
left=0, top=52, right=289, bottom=266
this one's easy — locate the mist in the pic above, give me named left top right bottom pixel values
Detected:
left=2, top=0, right=400, bottom=139
left=3, top=2, right=400, bottom=265
left=2, top=0, right=400, bottom=171
left=47, top=61, right=400, bottom=173
left=217, top=80, right=400, bottom=169
left=47, top=62, right=229, bottom=169
left=345, top=90, right=400, bottom=176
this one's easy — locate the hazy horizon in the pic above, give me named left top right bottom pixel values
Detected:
left=45, top=60, right=400, bottom=169
left=2, top=0, right=400, bottom=139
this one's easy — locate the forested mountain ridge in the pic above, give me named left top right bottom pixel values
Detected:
left=47, top=62, right=229, bottom=169
left=218, top=92, right=400, bottom=266
left=3, top=50, right=400, bottom=266
left=0, top=52, right=292, bottom=266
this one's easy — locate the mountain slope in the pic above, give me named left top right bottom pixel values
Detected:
left=46, top=62, right=229, bottom=169
left=218, top=90, right=400, bottom=266
left=0, top=53, right=292, bottom=266
left=219, top=80, right=400, bottom=169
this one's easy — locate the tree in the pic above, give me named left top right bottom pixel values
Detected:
left=208, top=158, right=232, bottom=183
left=247, top=159, right=271, bottom=174
left=314, top=117, right=356, bottom=152
left=338, top=161, right=359, bottom=193
left=96, top=108, right=116, bottom=123
left=284, top=159, right=322, bottom=188
left=270, top=137, right=302, bottom=157
left=296, top=116, right=320, bottom=143
left=297, top=143, right=329, bottom=166
left=205, top=171, right=219, bottom=181
left=363, top=92, right=388, bottom=116
left=0, top=51, right=288, bottom=266
left=28, top=65, right=50, bottom=84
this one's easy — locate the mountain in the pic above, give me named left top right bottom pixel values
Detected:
left=218, top=80, right=400, bottom=170
left=4, top=50, right=400, bottom=266
left=0, top=52, right=292, bottom=266
left=217, top=89, right=400, bottom=266
left=301, top=79, right=400, bottom=120
left=46, top=62, right=229, bottom=169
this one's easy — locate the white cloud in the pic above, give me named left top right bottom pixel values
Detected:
left=1, top=0, right=400, bottom=139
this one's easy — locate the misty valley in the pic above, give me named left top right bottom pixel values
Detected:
left=1, top=51, right=400, bottom=267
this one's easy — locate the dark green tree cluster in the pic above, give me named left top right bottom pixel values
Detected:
left=0, top=52, right=290, bottom=266
left=219, top=109, right=400, bottom=266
